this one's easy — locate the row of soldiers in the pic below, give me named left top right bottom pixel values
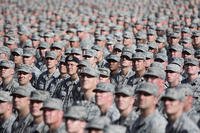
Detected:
left=0, top=0, right=200, bottom=132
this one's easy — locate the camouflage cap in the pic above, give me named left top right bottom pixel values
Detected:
left=77, top=25, right=85, bottom=32
left=0, top=46, right=10, bottom=55
left=132, top=52, right=146, bottom=60
left=64, top=105, right=87, bottom=121
left=155, top=53, right=168, bottom=62
left=121, top=51, right=132, bottom=60
left=161, top=88, right=185, bottom=101
left=165, top=63, right=181, bottom=73
left=147, top=29, right=156, bottom=35
left=31, top=33, right=40, bottom=41
left=17, top=64, right=32, bottom=73
left=99, top=67, right=110, bottom=77
left=83, top=49, right=97, bottom=57
left=41, top=98, right=63, bottom=110
left=12, top=48, right=23, bottom=56
left=94, top=82, right=115, bottom=93
left=80, top=66, right=99, bottom=77
left=23, top=48, right=36, bottom=57
left=113, top=43, right=124, bottom=51
left=146, top=52, right=154, bottom=59
left=170, top=57, right=184, bottom=67
left=181, top=27, right=191, bottom=33
left=144, top=67, right=166, bottom=80
left=65, top=56, right=80, bottom=64
left=169, top=44, right=183, bottom=52
left=45, top=51, right=57, bottom=59
left=0, top=60, right=15, bottom=68
left=182, top=47, right=195, bottom=55
left=156, top=37, right=165, bottom=43
left=181, top=37, right=192, bottom=44
left=123, top=31, right=133, bottom=39
left=184, top=58, right=199, bottom=66
left=115, top=85, right=135, bottom=96
left=92, top=45, right=103, bottom=51
left=150, top=62, right=164, bottom=69
left=107, top=54, right=120, bottom=62
left=86, top=116, right=110, bottom=130
left=96, top=35, right=106, bottom=41
left=136, top=82, right=159, bottom=96
left=38, top=42, right=49, bottom=49
left=148, top=42, right=157, bottom=49
left=135, top=32, right=146, bottom=40
left=192, top=31, right=200, bottom=37
left=51, top=41, right=64, bottom=49
left=70, top=36, right=79, bottom=42
left=11, top=86, right=32, bottom=97
left=104, top=125, right=126, bottom=133
left=23, top=39, right=33, bottom=48
left=30, top=90, right=50, bottom=101
left=44, top=31, right=54, bottom=38
left=71, top=48, right=82, bottom=55
left=0, top=90, right=12, bottom=102
left=170, top=32, right=180, bottom=38
left=6, top=39, right=16, bottom=45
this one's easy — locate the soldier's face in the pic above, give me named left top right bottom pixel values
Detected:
left=0, top=101, right=10, bottom=115
left=18, top=71, right=32, bottom=85
left=30, top=100, right=43, bottom=117
left=46, top=58, right=58, bottom=69
left=166, top=71, right=180, bottom=83
left=13, top=95, right=30, bottom=111
left=95, top=91, right=113, bottom=106
left=132, top=59, right=146, bottom=72
left=0, top=67, right=14, bottom=78
left=66, top=61, right=78, bottom=75
left=163, top=98, right=183, bottom=116
left=137, top=91, right=157, bottom=110
left=65, top=118, right=85, bottom=133
left=115, top=94, right=134, bottom=111
left=23, top=56, right=34, bottom=65
left=43, top=109, right=63, bottom=125
left=109, top=61, right=120, bottom=71
left=59, top=62, right=67, bottom=74
left=185, top=65, right=199, bottom=75
left=12, top=53, right=23, bottom=64
left=80, top=74, right=98, bottom=91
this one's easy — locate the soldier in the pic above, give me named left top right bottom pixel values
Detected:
left=54, top=56, right=81, bottom=108
left=86, top=116, right=110, bottom=133
left=64, top=106, right=87, bottom=133
left=83, top=49, right=98, bottom=68
left=161, top=88, right=200, bottom=133
left=182, top=58, right=200, bottom=111
left=50, top=41, right=65, bottom=61
left=106, top=54, right=121, bottom=81
left=25, top=90, right=50, bottom=133
left=37, top=51, right=60, bottom=90
left=92, top=45, right=108, bottom=68
left=129, top=82, right=167, bottom=133
left=123, top=31, right=136, bottom=52
left=41, top=98, right=66, bottom=133
left=94, top=82, right=120, bottom=122
left=17, top=64, right=35, bottom=91
left=165, top=63, right=182, bottom=88
left=11, top=87, right=33, bottom=133
left=0, top=60, right=19, bottom=92
left=99, top=67, right=111, bottom=83
left=0, top=46, right=11, bottom=61
left=192, top=31, right=200, bottom=49
left=114, top=85, right=138, bottom=129
left=104, top=125, right=126, bottom=133
left=111, top=50, right=134, bottom=86
left=131, top=52, right=146, bottom=86
left=0, top=91, right=16, bottom=133
left=11, top=48, right=23, bottom=69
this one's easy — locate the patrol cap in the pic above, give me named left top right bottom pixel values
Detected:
left=77, top=25, right=85, bottom=32
left=136, top=45, right=148, bottom=52
left=150, top=62, right=164, bottom=69
left=113, top=43, right=124, bottom=51
left=115, top=85, right=135, bottom=96
left=104, top=125, right=126, bottom=133
left=155, top=53, right=168, bottom=62
left=51, top=41, right=64, bottom=49
left=132, top=52, right=146, bottom=60
left=181, top=27, right=191, bottom=33
left=71, top=48, right=82, bottom=55
left=64, top=105, right=87, bottom=121
left=41, top=98, right=63, bottom=110
left=6, top=39, right=16, bottom=45
left=147, top=29, right=156, bottom=35
left=23, top=39, right=33, bottom=48
left=0, top=90, right=12, bottom=102
left=165, top=63, right=181, bottom=73
left=23, top=48, right=36, bottom=57
left=31, top=33, right=40, bottom=41
left=0, top=60, right=15, bottom=68
left=96, top=35, right=106, bottom=41
left=65, top=56, right=80, bottom=64
left=181, top=37, right=192, bottom=44
left=67, top=28, right=76, bottom=33
left=184, top=58, right=199, bottom=66
left=121, top=51, right=132, bottom=60
left=123, top=31, right=133, bottom=39
left=30, top=90, right=50, bottom=101
left=148, top=42, right=157, bottom=49
left=169, top=44, right=183, bottom=52
left=170, top=32, right=180, bottom=38
left=45, top=51, right=57, bottom=59
left=156, top=37, right=165, bottom=43
left=135, top=82, right=159, bottom=96
left=107, top=54, right=120, bottom=62
left=99, top=67, right=110, bottom=77
left=161, top=88, right=185, bottom=101
left=92, top=45, right=103, bottom=51
left=11, top=86, right=32, bottom=97
left=83, top=49, right=97, bottom=57
left=86, top=116, right=110, bottom=130
left=192, top=31, right=200, bottom=37
left=182, top=47, right=194, bottom=55
left=80, top=66, right=99, bottom=77
left=93, top=82, right=115, bottom=93
left=12, top=48, right=23, bottom=56
left=135, top=32, right=146, bottom=40
left=146, top=52, right=154, bottom=59
left=17, top=64, right=32, bottom=73
left=144, top=67, right=166, bottom=80
left=0, top=46, right=10, bottom=55
left=44, top=31, right=54, bottom=38
left=70, top=36, right=79, bottom=42
left=38, top=42, right=49, bottom=49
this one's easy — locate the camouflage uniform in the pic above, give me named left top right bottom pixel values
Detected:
left=0, top=79, right=19, bottom=92
left=0, top=114, right=16, bottom=133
